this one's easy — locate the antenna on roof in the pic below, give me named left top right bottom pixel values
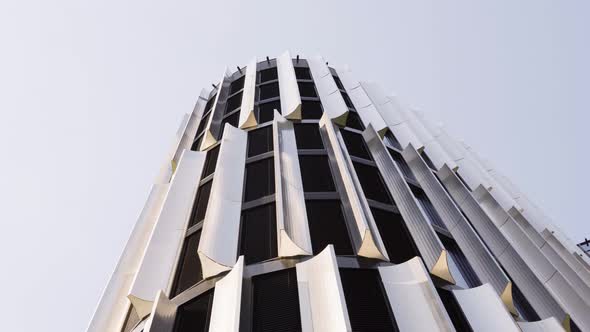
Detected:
left=237, top=66, right=242, bottom=74
left=266, top=56, right=270, bottom=64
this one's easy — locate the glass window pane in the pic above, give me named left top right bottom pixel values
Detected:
left=299, top=155, right=336, bottom=192
left=341, top=92, right=354, bottom=109
left=295, top=67, right=312, bottom=80
left=294, top=123, right=324, bottom=150
left=306, top=200, right=354, bottom=255
left=225, top=92, right=242, bottom=114
left=371, top=208, right=419, bottom=264
left=189, top=181, right=212, bottom=227
left=257, top=100, right=280, bottom=124
left=346, top=110, right=364, bottom=130
left=301, top=100, right=323, bottom=119
left=203, top=145, right=220, bottom=178
left=297, top=82, right=317, bottom=98
left=410, top=186, right=446, bottom=230
left=240, top=203, right=277, bottom=264
left=259, top=68, right=278, bottom=83
left=259, top=82, right=280, bottom=100
left=333, top=75, right=345, bottom=90
left=172, top=231, right=203, bottom=296
left=174, top=289, right=214, bottom=331
left=352, top=162, right=392, bottom=204
left=341, top=130, right=371, bottom=160
left=436, top=288, right=473, bottom=332
left=229, top=76, right=245, bottom=95
left=244, top=158, right=275, bottom=202
left=196, top=110, right=212, bottom=138
left=252, top=269, right=302, bottom=331
left=388, top=148, right=415, bottom=180
left=248, top=126, right=273, bottom=157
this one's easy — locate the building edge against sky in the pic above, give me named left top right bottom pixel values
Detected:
left=88, top=51, right=590, bottom=332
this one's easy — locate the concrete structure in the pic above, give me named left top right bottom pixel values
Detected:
left=88, top=52, right=588, bottom=332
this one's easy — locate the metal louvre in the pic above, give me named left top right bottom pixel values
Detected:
left=239, top=57, right=258, bottom=129
left=277, top=51, right=301, bottom=120
left=307, top=55, right=348, bottom=126
left=199, top=68, right=233, bottom=151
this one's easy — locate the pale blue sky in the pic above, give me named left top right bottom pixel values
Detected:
left=0, top=1, right=588, bottom=331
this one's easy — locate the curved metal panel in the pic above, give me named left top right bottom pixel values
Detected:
left=199, top=68, right=233, bottom=151
left=453, top=284, right=519, bottom=332
left=209, top=256, right=244, bottom=332
left=412, top=112, right=458, bottom=171
left=88, top=184, right=169, bottom=332
left=539, top=228, right=590, bottom=287
left=517, top=317, right=565, bottom=332
left=239, top=57, right=258, bottom=129
left=307, top=55, right=348, bottom=125
left=378, top=257, right=455, bottom=331
left=142, top=291, right=176, bottom=332
left=362, top=126, right=450, bottom=276
left=437, top=165, right=567, bottom=322
left=198, top=124, right=247, bottom=279
left=277, top=51, right=301, bottom=120
left=320, top=115, right=389, bottom=260
left=296, top=245, right=351, bottom=332
left=173, top=89, right=209, bottom=164
left=273, top=111, right=313, bottom=257
left=128, top=150, right=206, bottom=318
left=334, top=66, right=388, bottom=136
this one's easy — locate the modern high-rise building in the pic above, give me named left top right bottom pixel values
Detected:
left=88, top=52, right=590, bottom=332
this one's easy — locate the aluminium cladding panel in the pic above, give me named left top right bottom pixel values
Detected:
left=239, top=57, right=257, bottom=129
left=360, top=81, right=423, bottom=150
left=87, top=184, right=169, bottom=332
left=199, top=68, right=233, bottom=151
left=319, top=114, right=389, bottom=261
left=412, top=112, right=458, bottom=171
left=509, top=207, right=546, bottom=248
left=473, top=185, right=590, bottom=318
left=378, top=257, right=455, bottom=331
left=142, top=291, right=176, bottom=332
left=172, top=89, right=209, bottom=164
left=362, top=126, right=451, bottom=278
left=517, top=318, right=565, bottom=332
left=128, top=150, right=206, bottom=319
left=453, top=284, right=519, bottom=332
left=277, top=51, right=302, bottom=120
left=538, top=228, right=590, bottom=287
left=273, top=111, right=313, bottom=257
left=198, top=124, right=247, bottom=279
left=436, top=165, right=567, bottom=322
left=296, top=245, right=352, bottom=332
left=402, top=146, right=510, bottom=295
left=335, top=66, right=388, bottom=136
left=208, top=256, right=244, bottom=331
left=307, top=55, right=348, bottom=126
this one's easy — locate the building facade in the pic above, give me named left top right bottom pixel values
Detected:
left=88, top=52, right=590, bottom=332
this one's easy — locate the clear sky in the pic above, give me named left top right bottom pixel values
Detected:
left=0, top=0, right=588, bottom=331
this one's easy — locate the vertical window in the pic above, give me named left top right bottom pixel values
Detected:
left=352, top=162, right=393, bottom=205
left=345, top=110, right=365, bottom=130
left=341, top=130, right=371, bottom=160
left=305, top=200, right=354, bottom=255
left=301, top=100, right=323, bottom=119
left=172, top=231, right=204, bottom=296
left=229, top=76, right=245, bottom=95
left=420, top=150, right=437, bottom=170
left=384, top=131, right=402, bottom=150
left=248, top=126, right=273, bottom=157
left=512, top=283, right=540, bottom=321
left=259, top=82, right=280, bottom=100
left=189, top=181, right=212, bottom=227
left=297, top=82, right=318, bottom=98
left=341, top=92, right=354, bottom=109
left=388, top=148, right=415, bottom=180
left=259, top=68, right=278, bottom=83
left=244, top=158, right=275, bottom=202
left=371, top=208, right=419, bottom=264
left=240, top=203, right=277, bottom=264
left=173, top=289, right=214, bottom=332
left=257, top=100, right=280, bottom=124
left=219, top=112, right=240, bottom=139
left=333, top=75, right=345, bottom=90
left=410, top=186, right=446, bottom=230
left=294, top=123, right=324, bottom=150
left=252, top=269, right=302, bottom=332
left=225, top=92, right=243, bottom=114
left=339, top=269, right=397, bottom=331
left=298, top=155, right=336, bottom=192
left=295, top=67, right=312, bottom=80
left=436, top=288, right=473, bottom=332
left=440, top=236, right=480, bottom=288
left=195, top=110, right=212, bottom=139
left=202, top=145, right=220, bottom=178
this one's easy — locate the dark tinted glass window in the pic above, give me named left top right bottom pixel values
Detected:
left=353, top=162, right=392, bottom=204
left=298, top=82, right=317, bottom=98
left=301, top=100, right=323, bottom=119
left=306, top=200, right=354, bottom=255
left=257, top=100, right=280, bottom=123
left=191, top=135, right=203, bottom=151
left=248, top=126, right=273, bottom=157
left=341, top=130, right=371, bottom=160
left=299, top=155, right=336, bottom=192
left=440, top=236, right=480, bottom=288
left=384, top=131, right=402, bottom=150
left=513, top=283, right=540, bottom=321
left=240, top=203, right=277, bottom=264
left=259, top=82, right=280, bottom=100
left=339, top=269, right=397, bottom=332
left=173, top=231, right=203, bottom=296
left=225, top=92, right=242, bottom=114
left=252, top=269, right=302, bottom=332
left=346, top=111, right=364, bottom=130
left=219, top=113, right=240, bottom=139
left=436, top=288, right=473, bottom=332
left=410, top=186, right=446, bottom=229
left=196, top=110, right=212, bottom=138
left=294, top=123, right=324, bottom=150
left=295, top=67, right=312, bottom=80
left=203, top=145, right=220, bottom=178
left=388, top=148, right=415, bottom=180
left=341, top=92, right=354, bottom=109
left=244, top=158, right=275, bottom=202
left=371, top=208, right=419, bottom=264
left=229, top=76, right=245, bottom=95
left=333, top=75, right=345, bottom=90
left=174, top=289, right=214, bottom=332
left=189, top=181, right=212, bottom=227
left=420, top=150, right=437, bottom=170
left=259, top=68, right=278, bottom=83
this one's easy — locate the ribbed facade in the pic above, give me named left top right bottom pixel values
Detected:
left=88, top=52, right=590, bottom=332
